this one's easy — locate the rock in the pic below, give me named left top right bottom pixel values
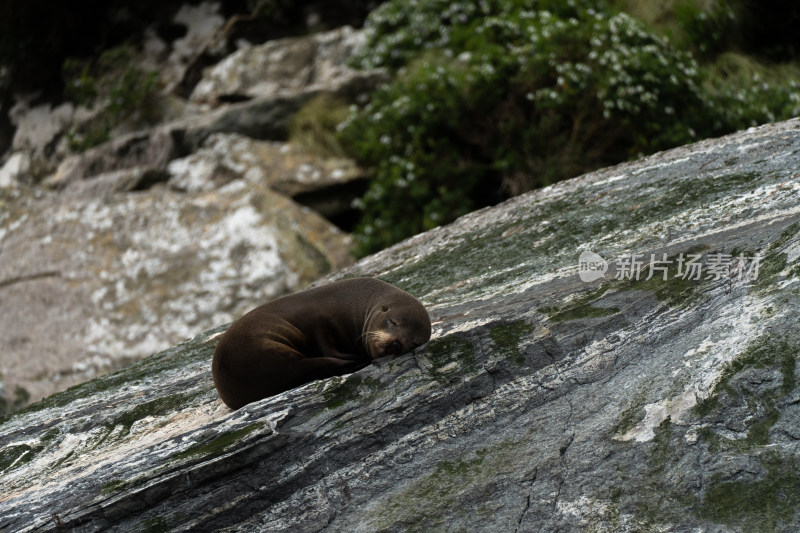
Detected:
left=156, top=1, right=227, bottom=90
left=2, top=119, right=800, bottom=532
left=166, top=133, right=367, bottom=222
left=0, top=180, right=352, bottom=407
left=57, top=166, right=171, bottom=197
left=0, top=152, right=29, bottom=188
left=166, top=133, right=363, bottom=194
left=7, top=22, right=381, bottom=190
left=189, top=26, right=384, bottom=104
left=44, top=88, right=357, bottom=191
left=31, top=24, right=384, bottom=194
left=6, top=100, right=96, bottom=180
left=45, top=128, right=179, bottom=190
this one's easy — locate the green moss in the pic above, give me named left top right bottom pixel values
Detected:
left=635, top=263, right=699, bottom=308
left=107, top=391, right=202, bottom=439
left=649, top=418, right=673, bottom=472
left=540, top=256, right=705, bottom=322
left=746, top=408, right=780, bottom=446
left=0, top=443, right=40, bottom=474
left=323, top=375, right=384, bottom=410
left=611, top=417, right=699, bottom=528
left=789, top=260, right=800, bottom=279
left=539, top=286, right=619, bottom=323
left=102, top=479, right=128, bottom=494
left=425, top=335, right=478, bottom=379
left=630, top=418, right=692, bottom=523
left=141, top=516, right=172, bottom=533
left=695, top=333, right=797, bottom=417
left=39, top=427, right=61, bottom=445
left=376, top=172, right=766, bottom=309
left=174, top=423, right=265, bottom=461
left=614, top=390, right=648, bottom=437
left=369, top=441, right=517, bottom=531
left=694, top=333, right=797, bottom=452
left=698, top=453, right=800, bottom=532
left=755, top=223, right=799, bottom=293
left=376, top=218, right=541, bottom=301
left=489, top=321, right=533, bottom=366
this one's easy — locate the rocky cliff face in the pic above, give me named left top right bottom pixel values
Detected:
left=2, top=118, right=799, bottom=532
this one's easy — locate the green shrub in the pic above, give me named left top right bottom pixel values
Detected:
left=673, top=0, right=739, bottom=57
left=339, top=0, right=800, bottom=256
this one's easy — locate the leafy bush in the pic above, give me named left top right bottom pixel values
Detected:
left=339, top=0, right=800, bottom=255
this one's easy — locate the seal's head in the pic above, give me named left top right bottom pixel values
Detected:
left=364, top=295, right=431, bottom=359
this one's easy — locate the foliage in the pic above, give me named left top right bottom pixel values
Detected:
left=339, top=0, right=800, bottom=255
left=672, top=0, right=800, bottom=61
left=62, top=45, right=161, bottom=152
left=289, top=94, right=351, bottom=158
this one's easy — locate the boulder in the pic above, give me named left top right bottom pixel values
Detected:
left=0, top=180, right=352, bottom=406
left=166, top=133, right=367, bottom=224
left=166, top=132, right=364, bottom=196
left=0, top=152, right=29, bottom=188
left=189, top=26, right=384, bottom=104
left=5, top=100, right=96, bottom=180
left=2, top=118, right=800, bottom=532
left=45, top=128, right=179, bottom=190
left=45, top=87, right=368, bottom=192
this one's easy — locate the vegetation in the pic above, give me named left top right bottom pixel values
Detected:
left=62, top=44, right=161, bottom=151
left=1, top=0, right=798, bottom=253
left=338, top=0, right=800, bottom=255
left=289, top=94, right=351, bottom=158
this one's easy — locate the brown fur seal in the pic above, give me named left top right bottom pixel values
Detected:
left=212, top=277, right=431, bottom=409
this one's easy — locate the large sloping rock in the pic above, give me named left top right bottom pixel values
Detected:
left=0, top=181, right=351, bottom=406
left=2, top=119, right=800, bottom=531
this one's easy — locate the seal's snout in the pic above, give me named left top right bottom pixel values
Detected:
left=384, top=339, right=404, bottom=356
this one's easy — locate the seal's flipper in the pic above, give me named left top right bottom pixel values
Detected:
left=298, top=356, right=370, bottom=379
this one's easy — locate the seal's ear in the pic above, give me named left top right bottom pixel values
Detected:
left=382, top=305, right=390, bottom=312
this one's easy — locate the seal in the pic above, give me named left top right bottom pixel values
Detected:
left=212, top=277, right=431, bottom=409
